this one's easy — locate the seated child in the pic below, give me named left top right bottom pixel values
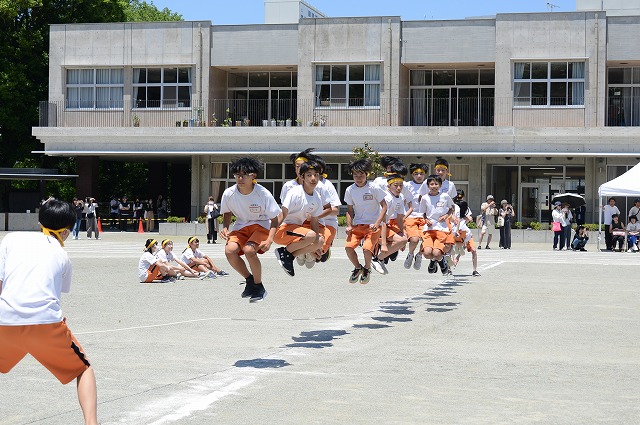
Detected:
left=626, top=215, right=639, bottom=252
left=139, top=238, right=174, bottom=283
left=180, top=236, right=229, bottom=278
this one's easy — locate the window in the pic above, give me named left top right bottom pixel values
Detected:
left=133, top=67, right=192, bottom=108
left=513, top=61, right=585, bottom=107
left=315, top=64, right=381, bottom=107
left=607, top=67, right=640, bottom=126
left=66, top=68, right=124, bottom=109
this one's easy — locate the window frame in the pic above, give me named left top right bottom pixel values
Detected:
left=132, top=67, right=193, bottom=109
left=65, top=68, right=124, bottom=110
left=513, top=61, right=585, bottom=108
left=314, top=63, right=381, bottom=109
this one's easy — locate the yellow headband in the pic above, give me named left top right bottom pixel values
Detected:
left=295, top=156, right=308, bottom=163
left=145, top=239, right=158, bottom=250
left=188, top=236, right=198, bottom=244
left=387, top=177, right=404, bottom=185
left=41, top=226, right=68, bottom=247
left=412, top=168, right=426, bottom=174
left=435, top=164, right=452, bottom=176
left=322, top=173, right=328, bottom=179
left=383, top=171, right=394, bottom=177
left=161, top=239, right=171, bottom=248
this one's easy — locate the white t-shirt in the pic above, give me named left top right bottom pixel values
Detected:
left=626, top=222, right=640, bottom=232
left=603, top=204, right=620, bottom=225
left=156, top=249, right=175, bottom=263
left=220, top=183, right=282, bottom=231
left=453, top=204, right=471, bottom=234
left=406, top=180, right=425, bottom=218
left=420, top=192, right=454, bottom=232
left=481, top=202, right=498, bottom=226
left=138, top=251, right=158, bottom=282
left=280, top=179, right=299, bottom=204
left=281, top=184, right=323, bottom=225
left=0, top=232, right=73, bottom=325
left=440, top=179, right=457, bottom=200
left=384, top=193, right=406, bottom=221
left=317, top=179, right=341, bottom=229
left=344, top=182, right=388, bottom=225
left=180, top=247, right=204, bottom=264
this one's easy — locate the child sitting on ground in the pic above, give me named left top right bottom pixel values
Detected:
left=181, top=236, right=229, bottom=278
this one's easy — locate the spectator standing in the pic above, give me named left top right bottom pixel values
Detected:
left=145, top=198, right=155, bottom=232
left=157, top=195, right=168, bottom=222
left=603, top=197, right=620, bottom=251
left=499, top=200, right=514, bottom=249
left=478, top=195, right=497, bottom=249
left=109, top=196, right=119, bottom=230
left=574, top=204, right=586, bottom=226
left=72, top=198, right=83, bottom=239
left=119, top=196, right=132, bottom=232
left=552, top=201, right=564, bottom=250
left=628, top=198, right=640, bottom=223
left=85, top=197, right=99, bottom=240
left=204, top=196, right=220, bottom=244
left=560, top=203, right=573, bottom=250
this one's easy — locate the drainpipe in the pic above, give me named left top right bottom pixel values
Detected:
left=594, top=14, right=599, bottom=126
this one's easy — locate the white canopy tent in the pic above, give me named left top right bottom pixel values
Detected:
left=597, top=162, right=640, bottom=250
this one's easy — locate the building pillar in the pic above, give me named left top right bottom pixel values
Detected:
left=76, top=156, right=100, bottom=199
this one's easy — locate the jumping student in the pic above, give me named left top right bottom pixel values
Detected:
left=452, top=190, right=480, bottom=277
left=371, top=173, right=408, bottom=274
left=404, top=163, right=428, bottom=270
left=220, top=157, right=281, bottom=302
left=274, top=160, right=325, bottom=276
left=139, top=238, right=175, bottom=283
left=156, top=239, right=202, bottom=279
left=344, top=158, right=388, bottom=284
left=433, top=158, right=457, bottom=199
left=180, top=236, right=229, bottom=279
left=0, top=198, right=98, bottom=425
left=420, top=174, right=455, bottom=275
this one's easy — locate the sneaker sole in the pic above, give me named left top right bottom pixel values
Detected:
left=249, top=290, right=267, bottom=303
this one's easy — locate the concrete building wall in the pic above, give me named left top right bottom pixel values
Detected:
left=577, top=0, right=640, bottom=16
left=401, top=19, right=496, bottom=65
left=494, top=12, right=606, bottom=127
left=211, top=24, right=298, bottom=66
left=607, top=16, right=640, bottom=60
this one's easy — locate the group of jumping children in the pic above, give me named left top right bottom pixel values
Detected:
left=149, top=150, right=479, bottom=303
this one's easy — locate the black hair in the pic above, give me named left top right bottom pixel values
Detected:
left=387, top=162, right=408, bottom=177
left=299, top=160, right=321, bottom=176
left=314, top=155, right=328, bottom=175
left=630, top=215, right=638, bottom=221
left=426, top=174, right=442, bottom=185
left=380, top=156, right=401, bottom=169
left=456, top=189, right=465, bottom=198
left=612, top=213, right=619, bottom=219
left=409, top=163, right=428, bottom=174
left=230, top=157, right=264, bottom=176
left=144, top=238, right=157, bottom=253
left=608, top=197, right=616, bottom=202
left=39, top=199, right=75, bottom=230
left=289, top=148, right=318, bottom=165
left=435, top=158, right=449, bottom=168
left=347, top=158, right=373, bottom=175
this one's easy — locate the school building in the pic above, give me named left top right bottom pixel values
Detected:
left=33, top=2, right=640, bottom=223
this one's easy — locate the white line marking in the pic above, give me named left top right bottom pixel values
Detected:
left=480, top=261, right=504, bottom=270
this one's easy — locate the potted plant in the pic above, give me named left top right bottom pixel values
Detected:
left=221, top=108, right=232, bottom=127
left=210, top=113, right=218, bottom=127
left=285, top=118, right=292, bottom=127
left=295, top=118, right=302, bottom=127
left=182, top=119, right=189, bottom=127
left=270, top=118, right=276, bottom=127
left=132, top=114, right=140, bottom=127
left=242, top=117, right=250, bottom=126
left=175, top=120, right=181, bottom=127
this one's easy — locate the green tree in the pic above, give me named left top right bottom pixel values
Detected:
left=352, top=143, right=384, bottom=177
left=125, top=0, right=182, bottom=21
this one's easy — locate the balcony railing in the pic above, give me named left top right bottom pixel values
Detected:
left=39, top=97, right=602, bottom=128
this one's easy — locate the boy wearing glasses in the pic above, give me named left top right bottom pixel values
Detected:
left=220, top=157, right=281, bottom=302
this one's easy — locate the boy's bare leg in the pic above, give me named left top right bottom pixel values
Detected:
left=345, top=247, right=361, bottom=268
left=363, top=248, right=373, bottom=269
left=225, top=243, right=251, bottom=277
left=244, top=245, right=263, bottom=283
left=77, top=367, right=98, bottom=425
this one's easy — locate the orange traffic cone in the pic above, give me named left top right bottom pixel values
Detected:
left=97, top=217, right=103, bottom=233
left=137, top=218, right=144, bottom=233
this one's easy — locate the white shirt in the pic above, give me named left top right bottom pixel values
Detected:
left=156, top=249, right=175, bottom=263
left=603, top=204, right=620, bottom=225
left=421, top=192, right=454, bottom=232
left=440, top=179, right=457, bottom=200
left=281, top=184, right=323, bottom=225
left=220, top=184, right=282, bottom=231
left=344, top=182, right=388, bottom=225
left=384, top=193, right=406, bottom=221
left=138, top=251, right=158, bottom=282
left=406, top=180, right=425, bottom=218
left=560, top=209, right=573, bottom=227
left=317, top=179, right=341, bottom=229
left=0, top=232, right=72, bottom=325
left=481, top=202, right=498, bottom=226
left=453, top=204, right=471, bottom=233
left=180, top=247, right=204, bottom=264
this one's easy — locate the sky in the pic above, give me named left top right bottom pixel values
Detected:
left=150, top=0, right=578, bottom=25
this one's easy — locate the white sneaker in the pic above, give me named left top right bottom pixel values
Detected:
left=633, top=245, right=638, bottom=252
left=413, top=253, right=422, bottom=270
left=304, top=253, right=316, bottom=269
left=403, top=252, right=413, bottom=269
left=445, top=254, right=454, bottom=270
left=296, top=256, right=306, bottom=266
left=371, top=257, right=386, bottom=274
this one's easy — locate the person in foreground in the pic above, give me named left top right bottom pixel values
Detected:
left=0, top=198, right=98, bottom=425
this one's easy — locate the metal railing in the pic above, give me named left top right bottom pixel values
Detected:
left=39, top=97, right=605, bottom=128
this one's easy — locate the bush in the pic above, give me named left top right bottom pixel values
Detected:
left=197, top=214, right=207, bottom=224
left=338, top=216, right=347, bottom=227
left=467, top=221, right=477, bottom=229
left=584, top=223, right=604, bottom=231
left=167, top=216, right=185, bottom=223
left=513, top=221, right=523, bottom=229
left=529, top=221, right=543, bottom=231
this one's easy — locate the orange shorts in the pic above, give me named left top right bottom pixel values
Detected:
left=404, top=217, right=425, bottom=239
left=143, top=264, right=163, bottom=283
left=345, top=224, right=381, bottom=253
left=322, top=225, right=337, bottom=253
left=385, top=219, right=403, bottom=240
left=227, top=224, right=270, bottom=255
left=274, top=222, right=315, bottom=246
left=421, top=230, right=449, bottom=252
left=444, top=232, right=455, bottom=245
left=465, top=237, right=476, bottom=252
left=0, top=320, right=90, bottom=384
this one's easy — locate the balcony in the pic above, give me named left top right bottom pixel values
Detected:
left=39, top=97, right=601, bottom=128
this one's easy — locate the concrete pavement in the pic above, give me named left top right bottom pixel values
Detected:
left=1, top=231, right=639, bottom=424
